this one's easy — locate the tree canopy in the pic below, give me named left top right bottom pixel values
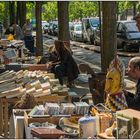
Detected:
left=0, top=1, right=139, bottom=24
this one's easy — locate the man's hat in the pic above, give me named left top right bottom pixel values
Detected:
left=134, top=13, right=140, bottom=20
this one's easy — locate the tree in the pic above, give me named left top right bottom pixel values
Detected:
left=9, top=1, right=15, bottom=24
left=35, top=1, right=43, bottom=56
left=69, top=2, right=98, bottom=21
left=42, top=2, right=57, bottom=21
left=58, top=1, right=69, bottom=42
left=20, top=2, right=26, bottom=27
left=101, top=1, right=117, bottom=72
left=3, top=2, right=9, bottom=29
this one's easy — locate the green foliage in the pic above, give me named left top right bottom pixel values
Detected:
left=69, top=1, right=99, bottom=21
left=42, top=2, right=57, bottom=21
left=0, top=1, right=140, bottom=25
left=0, top=2, right=5, bottom=22
left=118, top=1, right=139, bottom=15
left=26, top=2, right=35, bottom=19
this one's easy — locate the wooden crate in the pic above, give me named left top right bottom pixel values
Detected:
left=0, top=97, right=19, bottom=138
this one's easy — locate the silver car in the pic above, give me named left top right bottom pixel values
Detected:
left=70, top=23, right=83, bottom=41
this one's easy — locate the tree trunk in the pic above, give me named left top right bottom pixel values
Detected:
left=35, top=1, right=43, bottom=56
left=133, top=2, right=137, bottom=18
left=3, top=2, right=9, bottom=29
left=58, top=2, right=70, bottom=47
left=20, top=2, right=26, bottom=28
left=9, top=1, right=15, bottom=25
left=101, top=1, right=117, bottom=72
left=16, top=1, right=21, bottom=25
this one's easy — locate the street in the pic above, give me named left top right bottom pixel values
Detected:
left=43, top=34, right=135, bottom=73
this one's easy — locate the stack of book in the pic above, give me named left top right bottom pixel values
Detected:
left=0, top=70, right=57, bottom=98
left=45, top=103, right=60, bottom=115
left=28, top=105, right=45, bottom=116
left=74, top=102, right=89, bottom=115
left=60, top=103, right=75, bottom=115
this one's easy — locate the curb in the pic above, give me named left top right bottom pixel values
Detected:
left=73, top=43, right=140, bottom=57
left=44, top=35, right=139, bottom=57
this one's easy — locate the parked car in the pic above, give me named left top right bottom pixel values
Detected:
left=82, top=17, right=99, bottom=44
left=43, top=23, right=49, bottom=34
left=42, top=21, right=48, bottom=29
left=70, top=23, right=83, bottom=41
left=53, top=23, right=58, bottom=36
left=117, top=20, right=140, bottom=51
left=48, top=21, right=58, bottom=36
left=94, top=20, right=140, bottom=51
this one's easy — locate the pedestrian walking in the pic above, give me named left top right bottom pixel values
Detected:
left=22, top=19, right=34, bottom=54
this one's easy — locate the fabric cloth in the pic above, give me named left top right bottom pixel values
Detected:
left=106, top=92, right=128, bottom=112
left=125, top=78, right=140, bottom=111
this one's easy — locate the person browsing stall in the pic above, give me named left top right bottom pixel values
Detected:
left=48, top=40, right=79, bottom=88
left=124, top=57, right=140, bottom=111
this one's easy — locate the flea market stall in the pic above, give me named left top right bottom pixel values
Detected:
left=0, top=38, right=140, bottom=139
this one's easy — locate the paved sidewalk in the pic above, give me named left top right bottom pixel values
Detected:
left=43, top=35, right=137, bottom=96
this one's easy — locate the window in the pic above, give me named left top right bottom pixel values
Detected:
left=125, top=22, right=139, bottom=32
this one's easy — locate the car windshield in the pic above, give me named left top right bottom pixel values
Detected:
left=125, top=22, right=139, bottom=32
left=75, top=25, right=82, bottom=31
left=90, top=19, right=99, bottom=27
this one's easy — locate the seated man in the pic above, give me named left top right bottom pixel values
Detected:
left=124, top=57, right=140, bottom=111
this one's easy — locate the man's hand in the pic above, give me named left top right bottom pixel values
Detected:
left=46, top=62, right=53, bottom=69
